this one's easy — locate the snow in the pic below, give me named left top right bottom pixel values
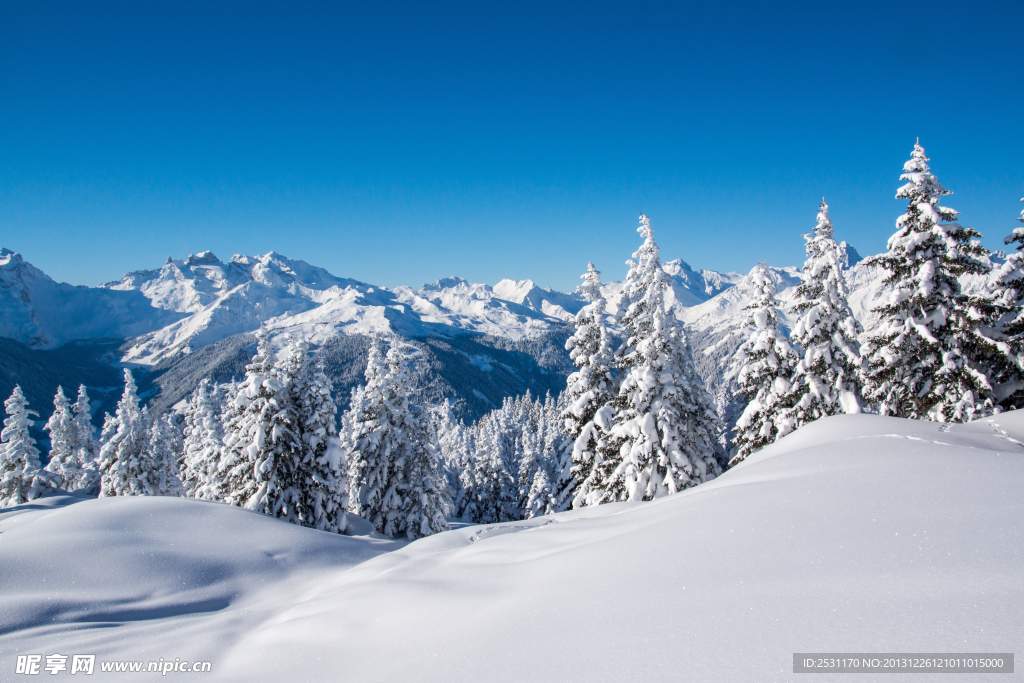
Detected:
left=3, top=411, right=1021, bottom=681
left=0, top=249, right=185, bottom=349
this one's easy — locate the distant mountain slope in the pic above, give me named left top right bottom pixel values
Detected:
left=0, top=337, right=127, bottom=442
left=141, top=329, right=574, bottom=424
left=0, top=249, right=185, bottom=349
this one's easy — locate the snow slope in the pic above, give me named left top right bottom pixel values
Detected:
left=113, top=262, right=581, bottom=364
left=2, top=411, right=1021, bottom=681
left=0, top=249, right=185, bottom=349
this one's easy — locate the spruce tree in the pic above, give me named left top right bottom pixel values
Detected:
left=285, top=337, right=348, bottom=533
left=783, top=199, right=863, bottom=428
left=71, top=385, right=100, bottom=494
left=731, top=263, right=801, bottom=465
left=98, top=370, right=180, bottom=496
left=97, top=370, right=149, bottom=496
left=220, top=327, right=302, bottom=519
left=469, top=418, right=518, bottom=523
left=43, top=387, right=77, bottom=490
left=397, top=401, right=450, bottom=538
left=978, top=198, right=1024, bottom=409
left=346, top=339, right=451, bottom=538
left=861, top=141, right=994, bottom=421
left=180, top=379, right=225, bottom=499
left=345, top=341, right=406, bottom=536
left=0, top=386, right=50, bottom=507
left=559, top=262, right=616, bottom=509
left=146, top=413, right=185, bottom=497
left=541, top=393, right=572, bottom=514
left=435, top=406, right=472, bottom=518
left=587, top=215, right=721, bottom=503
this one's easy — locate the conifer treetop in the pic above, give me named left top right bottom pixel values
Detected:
left=813, top=198, right=833, bottom=239
left=1006, top=198, right=1024, bottom=251
left=577, top=262, right=604, bottom=303
left=892, top=141, right=959, bottom=243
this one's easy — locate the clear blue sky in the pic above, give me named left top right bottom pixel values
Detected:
left=2, top=1, right=1021, bottom=292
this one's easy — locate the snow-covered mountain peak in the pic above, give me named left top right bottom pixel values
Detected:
left=837, top=242, right=863, bottom=269
left=185, top=251, right=222, bottom=266
left=492, top=278, right=536, bottom=301
left=421, top=276, right=479, bottom=294
left=0, top=249, right=185, bottom=349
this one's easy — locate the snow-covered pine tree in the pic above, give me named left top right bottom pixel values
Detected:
left=396, top=399, right=451, bottom=539
left=977, top=198, right=1024, bottom=410
left=517, top=425, right=543, bottom=517
left=146, top=413, right=185, bottom=497
left=558, top=262, right=616, bottom=509
left=524, top=399, right=567, bottom=518
left=285, top=337, right=348, bottom=533
left=220, top=327, right=302, bottom=519
left=98, top=370, right=181, bottom=496
left=71, top=385, right=100, bottom=494
left=525, top=460, right=554, bottom=518
left=731, top=262, right=801, bottom=465
left=587, top=215, right=722, bottom=504
left=99, top=412, right=117, bottom=450
left=345, top=341, right=406, bottom=535
left=468, top=417, right=519, bottom=523
left=434, top=404, right=472, bottom=517
left=43, top=387, right=77, bottom=490
left=0, top=386, right=51, bottom=507
left=180, top=379, right=225, bottom=499
left=97, top=370, right=149, bottom=496
left=782, top=198, right=863, bottom=428
left=346, top=338, right=452, bottom=538
left=861, top=141, right=994, bottom=421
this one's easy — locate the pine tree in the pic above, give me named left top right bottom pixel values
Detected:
left=220, top=327, right=302, bottom=519
left=523, top=400, right=567, bottom=517
left=146, top=413, right=185, bottom=497
left=285, top=337, right=348, bottom=533
left=587, top=215, right=722, bottom=503
left=180, top=379, right=225, bottom=499
left=782, top=199, right=863, bottom=428
left=559, top=262, right=616, bottom=509
left=396, top=401, right=450, bottom=538
left=469, top=417, right=518, bottom=523
left=1, top=386, right=51, bottom=507
left=978, top=198, right=1024, bottom=409
left=861, top=141, right=994, bottom=421
left=97, top=370, right=149, bottom=496
left=345, top=341, right=406, bottom=536
left=542, top=393, right=572, bottom=514
left=43, top=387, right=77, bottom=490
left=435, top=405, right=472, bottom=517
left=98, top=370, right=181, bottom=496
left=71, top=385, right=100, bottom=494
left=346, top=339, right=452, bottom=538
left=731, top=263, right=801, bottom=465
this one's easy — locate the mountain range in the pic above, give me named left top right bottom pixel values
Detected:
left=9, top=239, right=983, bottom=435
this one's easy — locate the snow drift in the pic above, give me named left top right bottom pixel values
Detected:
left=2, top=411, right=1021, bottom=681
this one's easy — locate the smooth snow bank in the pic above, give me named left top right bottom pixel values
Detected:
left=3, top=413, right=1022, bottom=681
left=0, top=495, right=402, bottom=670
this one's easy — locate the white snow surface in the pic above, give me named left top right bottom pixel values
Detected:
left=2, top=411, right=1021, bottom=681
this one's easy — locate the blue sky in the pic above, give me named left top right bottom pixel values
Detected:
left=1, top=0, right=1021, bottom=292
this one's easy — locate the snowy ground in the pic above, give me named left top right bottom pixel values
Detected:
left=2, top=413, right=1022, bottom=681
